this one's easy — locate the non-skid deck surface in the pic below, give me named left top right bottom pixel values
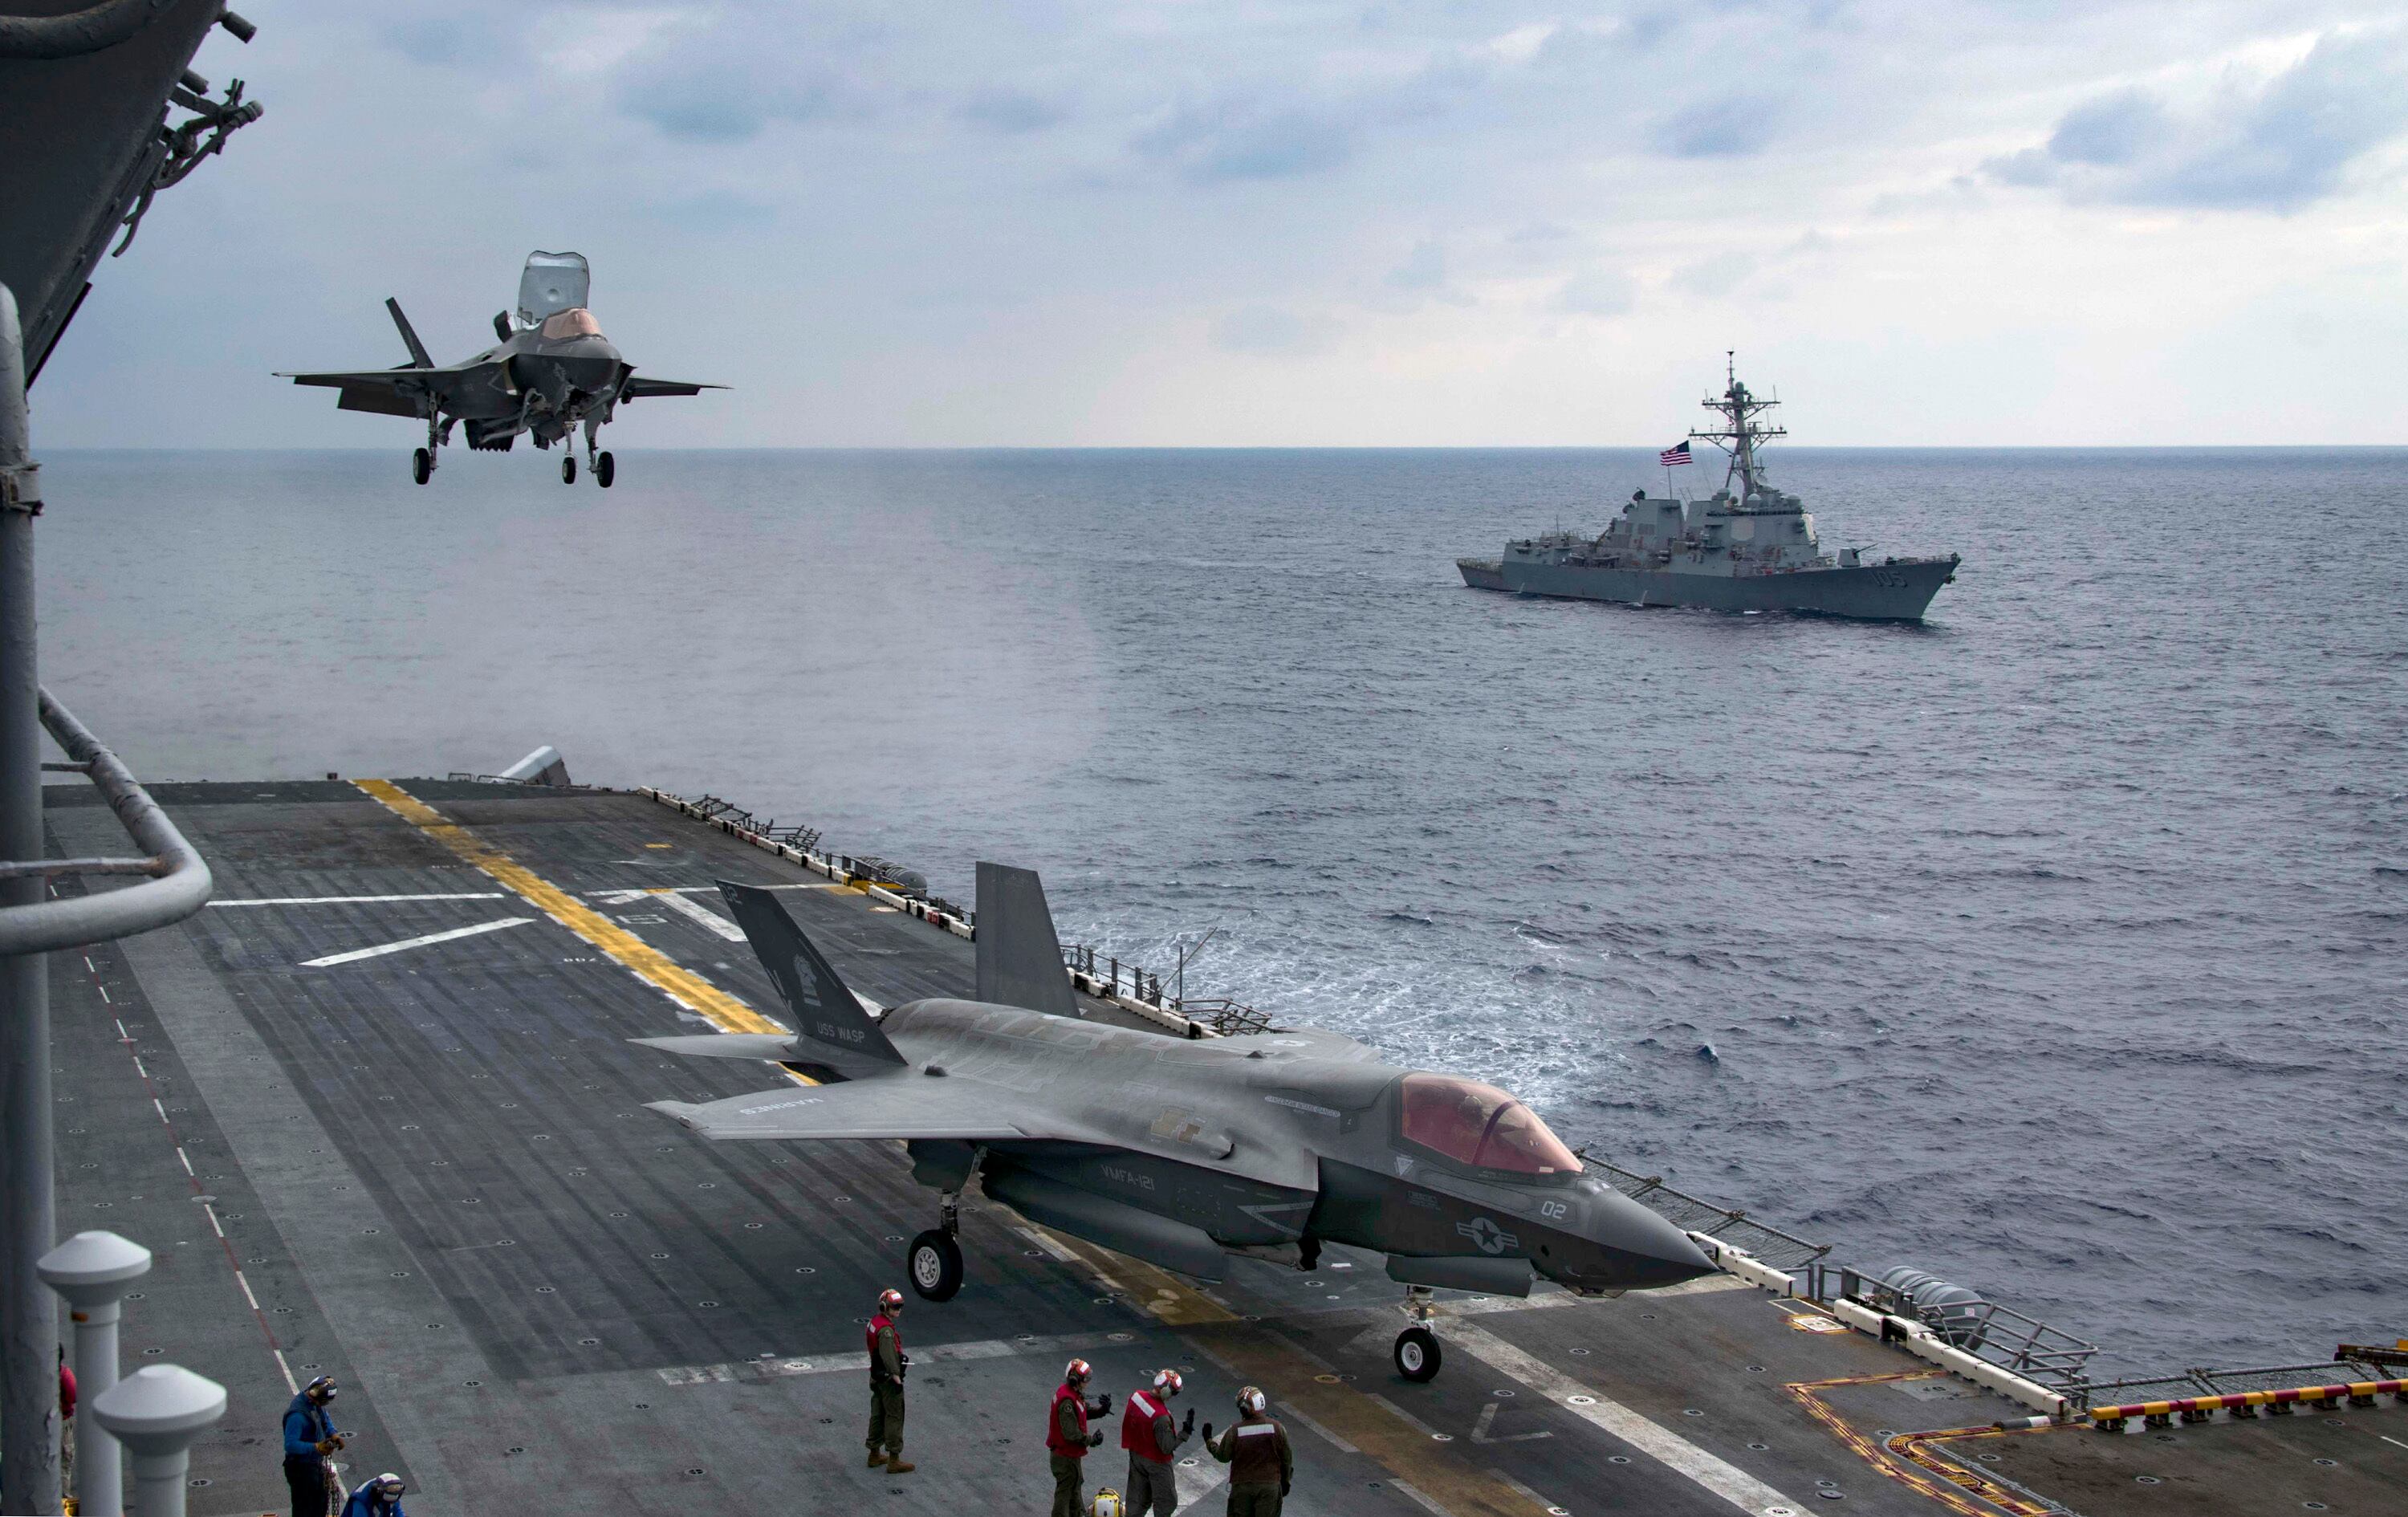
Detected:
left=45, top=781, right=2408, bottom=1517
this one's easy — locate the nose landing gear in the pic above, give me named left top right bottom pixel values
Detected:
left=560, top=454, right=576, bottom=485
left=411, top=448, right=432, bottom=486
left=1393, top=1286, right=1442, bottom=1381
left=907, top=1192, right=965, bottom=1301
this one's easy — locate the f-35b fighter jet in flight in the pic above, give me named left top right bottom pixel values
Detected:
left=279, top=250, right=722, bottom=486
left=645, top=868, right=1714, bottom=1382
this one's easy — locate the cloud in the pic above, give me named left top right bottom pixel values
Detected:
left=1552, top=268, right=1636, bottom=317
left=1136, top=102, right=1354, bottom=182
left=1210, top=306, right=1340, bottom=356
left=957, top=90, right=1068, bottom=135
left=1983, top=31, right=2408, bottom=211
left=612, top=23, right=846, bottom=141
left=1653, top=95, right=1780, bottom=158
left=1671, top=250, right=1757, bottom=297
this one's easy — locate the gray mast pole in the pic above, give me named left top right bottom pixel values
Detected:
left=0, top=284, right=63, bottom=1515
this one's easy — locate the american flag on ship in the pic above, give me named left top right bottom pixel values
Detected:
left=1658, top=441, right=1692, bottom=467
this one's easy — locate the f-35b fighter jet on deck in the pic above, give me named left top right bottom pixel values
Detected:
left=279, top=250, right=722, bottom=486
left=644, top=868, right=1714, bottom=1382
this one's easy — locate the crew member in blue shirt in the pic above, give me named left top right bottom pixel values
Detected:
left=282, top=1375, right=345, bottom=1517
left=340, top=1472, right=405, bottom=1517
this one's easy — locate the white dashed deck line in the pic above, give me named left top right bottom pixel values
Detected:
left=299, top=916, right=536, bottom=967
left=1438, top=1316, right=1804, bottom=1517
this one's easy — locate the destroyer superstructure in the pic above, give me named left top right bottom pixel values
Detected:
left=1461, top=362, right=1959, bottom=620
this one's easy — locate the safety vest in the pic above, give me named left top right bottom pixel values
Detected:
left=1120, top=1389, right=1169, bottom=1458
left=864, top=1312, right=899, bottom=1359
left=1047, top=1382, right=1089, bottom=1457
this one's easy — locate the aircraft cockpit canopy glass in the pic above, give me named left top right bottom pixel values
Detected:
left=516, top=250, right=591, bottom=328
left=539, top=308, right=603, bottom=340
left=1398, top=1074, right=1580, bottom=1175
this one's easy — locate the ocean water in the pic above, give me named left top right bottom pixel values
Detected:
left=35, top=445, right=2408, bottom=1377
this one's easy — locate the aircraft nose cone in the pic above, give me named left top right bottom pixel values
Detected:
left=1591, top=1190, right=1716, bottom=1287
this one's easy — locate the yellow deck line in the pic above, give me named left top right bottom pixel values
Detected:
left=352, top=779, right=788, bottom=1039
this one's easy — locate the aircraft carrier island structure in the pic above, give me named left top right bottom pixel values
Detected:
left=1460, top=368, right=1961, bottom=620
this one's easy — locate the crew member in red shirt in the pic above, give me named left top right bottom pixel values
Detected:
left=864, top=1288, right=913, bottom=1474
left=1119, top=1368, right=1195, bottom=1515
left=1046, top=1357, right=1111, bottom=1517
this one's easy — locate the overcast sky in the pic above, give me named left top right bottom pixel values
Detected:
left=32, top=2, right=2408, bottom=446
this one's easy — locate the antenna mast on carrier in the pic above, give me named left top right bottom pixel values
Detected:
left=1688, top=350, right=1787, bottom=502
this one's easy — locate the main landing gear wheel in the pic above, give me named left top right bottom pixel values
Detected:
left=560, top=455, right=576, bottom=485
left=1394, top=1327, right=1441, bottom=1382
left=411, top=448, right=431, bottom=486
left=595, top=451, right=615, bottom=488
left=908, top=1229, right=962, bottom=1302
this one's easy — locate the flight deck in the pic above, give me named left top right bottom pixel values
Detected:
left=43, top=779, right=2407, bottom=1517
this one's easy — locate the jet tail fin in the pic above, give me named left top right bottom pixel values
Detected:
left=384, top=297, right=433, bottom=368
left=718, top=881, right=907, bottom=1074
left=975, top=862, right=1078, bottom=1017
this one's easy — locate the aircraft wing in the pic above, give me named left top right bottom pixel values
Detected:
left=275, top=365, right=480, bottom=419
left=648, top=1072, right=1095, bottom=1143
left=620, top=376, right=726, bottom=399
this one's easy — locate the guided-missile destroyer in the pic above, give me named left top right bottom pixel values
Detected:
left=1461, top=363, right=1960, bottom=620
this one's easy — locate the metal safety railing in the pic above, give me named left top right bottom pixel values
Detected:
left=0, top=689, right=214, bottom=956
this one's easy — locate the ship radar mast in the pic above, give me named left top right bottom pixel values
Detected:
left=1688, top=350, right=1788, bottom=503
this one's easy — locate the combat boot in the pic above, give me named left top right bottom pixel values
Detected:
left=885, top=1454, right=916, bottom=1474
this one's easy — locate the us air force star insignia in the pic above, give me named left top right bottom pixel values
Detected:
left=1455, top=1217, right=1516, bottom=1255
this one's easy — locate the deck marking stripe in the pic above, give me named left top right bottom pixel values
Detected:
left=2384, top=1434, right=2408, bottom=1452
left=299, top=916, right=536, bottom=967
left=352, top=780, right=790, bottom=1038
left=210, top=893, right=510, bottom=906
left=657, top=1331, right=1111, bottom=1385
left=97, top=983, right=109, bottom=1003
left=1388, top=1479, right=1456, bottom=1517
left=648, top=889, right=750, bottom=942
left=1275, top=1400, right=1359, bottom=1454
left=1171, top=1458, right=1231, bottom=1513
left=1438, top=1316, right=1804, bottom=1516
left=68, top=941, right=301, bottom=1405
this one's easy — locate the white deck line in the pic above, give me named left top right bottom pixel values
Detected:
left=1437, top=1317, right=1804, bottom=1517
left=299, top=917, right=535, bottom=967
left=648, top=890, right=749, bottom=942
left=211, top=893, right=508, bottom=905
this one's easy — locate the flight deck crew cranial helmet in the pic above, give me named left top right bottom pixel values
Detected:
left=877, top=1288, right=904, bottom=1313
left=1153, top=1369, right=1183, bottom=1397
left=1089, top=1489, right=1125, bottom=1517
left=375, top=1474, right=405, bottom=1500
left=1064, top=1358, right=1092, bottom=1386
left=305, top=1376, right=337, bottom=1404
left=1236, top=1385, right=1267, bottom=1415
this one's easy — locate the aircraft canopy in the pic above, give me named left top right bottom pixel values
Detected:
left=517, top=250, right=591, bottom=327
left=1399, top=1073, right=1580, bottom=1175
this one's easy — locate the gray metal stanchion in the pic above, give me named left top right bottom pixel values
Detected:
left=88, top=1365, right=225, bottom=1517
left=39, top=1231, right=153, bottom=1517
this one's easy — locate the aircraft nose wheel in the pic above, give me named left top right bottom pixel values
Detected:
left=907, top=1230, right=963, bottom=1301
left=1394, top=1327, right=1441, bottom=1382
left=411, top=448, right=432, bottom=486
left=595, top=451, right=614, bottom=488
left=560, top=455, right=576, bottom=485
